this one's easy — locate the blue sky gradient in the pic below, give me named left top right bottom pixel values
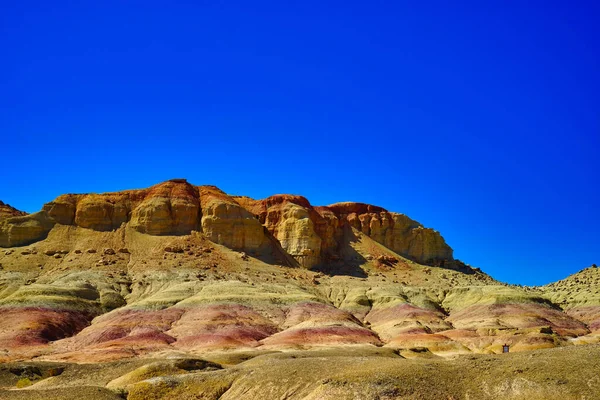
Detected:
left=1, top=1, right=598, bottom=285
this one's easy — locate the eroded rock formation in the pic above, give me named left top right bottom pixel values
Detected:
left=0, top=211, right=55, bottom=247
left=325, top=202, right=453, bottom=263
left=199, top=186, right=268, bottom=252
left=238, top=194, right=453, bottom=267
left=1, top=179, right=454, bottom=268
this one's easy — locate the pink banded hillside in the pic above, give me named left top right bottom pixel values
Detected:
left=0, top=180, right=598, bottom=364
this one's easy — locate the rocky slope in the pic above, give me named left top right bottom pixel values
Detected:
left=0, top=179, right=597, bottom=398
left=0, top=201, right=27, bottom=220
left=539, top=265, right=600, bottom=345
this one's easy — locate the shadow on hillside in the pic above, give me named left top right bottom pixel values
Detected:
left=254, top=228, right=301, bottom=268
left=431, top=259, right=477, bottom=275
left=312, top=225, right=368, bottom=278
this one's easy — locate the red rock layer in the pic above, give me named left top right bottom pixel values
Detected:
left=169, top=304, right=279, bottom=350
left=48, top=308, right=184, bottom=362
left=365, top=303, right=453, bottom=339
left=43, top=179, right=201, bottom=234
left=0, top=307, right=92, bottom=347
left=567, top=306, right=600, bottom=332
left=447, top=303, right=589, bottom=337
left=0, top=306, right=94, bottom=361
left=260, top=302, right=381, bottom=347
left=1, top=180, right=268, bottom=250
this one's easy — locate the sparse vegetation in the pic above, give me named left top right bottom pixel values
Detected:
left=15, top=377, right=32, bottom=388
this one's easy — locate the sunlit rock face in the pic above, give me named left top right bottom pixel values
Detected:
left=326, top=202, right=453, bottom=264
left=236, top=194, right=330, bottom=268
left=1, top=180, right=203, bottom=240
left=272, top=204, right=322, bottom=268
left=1, top=180, right=455, bottom=274
left=0, top=211, right=56, bottom=247
left=199, top=186, right=268, bottom=252
left=235, top=194, right=453, bottom=268
left=74, top=197, right=129, bottom=231
left=42, top=196, right=77, bottom=226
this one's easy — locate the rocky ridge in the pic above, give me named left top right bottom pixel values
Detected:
left=0, top=179, right=453, bottom=267
left=0, top=201, right=27, bottom=220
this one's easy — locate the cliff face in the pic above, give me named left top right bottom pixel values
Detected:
left=41, top=180, right=202, bottom=235
left=199, top=185, right=268, bottom=252
left=323, top=202, right=453, bottom=263
left=237, top=195, right=328, bottom=268
left=0, top=180, right=453, bottom=266
left=237, top=195, right=452, bottom=267
left=0, top=202, right=37, bottom=247
left=0, top=211, right=55, bottom=248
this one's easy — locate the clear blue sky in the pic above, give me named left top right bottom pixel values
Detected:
left=1, top=1, right=598, bottom=285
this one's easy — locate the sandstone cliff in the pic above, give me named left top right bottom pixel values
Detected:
left=325, top=202, right=453, bottom=263
left=0, top=211, right=55, bottom=247
left=237, top=195, right=453, bottom=267
left=236, top=195, right=332, bottom=268
left=199, top=186, right=268, bottom=252
left=0, top=180, right=454, bottom=267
